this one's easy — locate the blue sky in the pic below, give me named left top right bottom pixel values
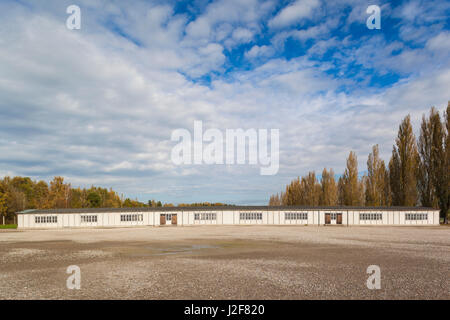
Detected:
left=0, top=0, right=449, bottom=204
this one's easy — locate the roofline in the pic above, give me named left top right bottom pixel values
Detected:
left=17, top=206, right=439, bottom=214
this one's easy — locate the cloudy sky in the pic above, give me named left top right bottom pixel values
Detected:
left=0, top=0, right=449, bottom=205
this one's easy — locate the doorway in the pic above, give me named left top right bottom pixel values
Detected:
left=325, top=213, right=331, bottom=224
left=160, top=214, right=177, bottom=226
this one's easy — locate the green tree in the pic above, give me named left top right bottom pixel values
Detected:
left=87, top=192, right=101, bottom=208
left=0, top=183, right=8, bottom=224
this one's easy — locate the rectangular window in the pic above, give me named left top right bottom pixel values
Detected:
left=285, top=212, right=308, bottom=220
left=120, top=214, right=143, bottom=222
left=194, top=213, right=217, bottom=220
left=405, top=213, right=428, bottom=221
left=35, top=216, right=57, bottom=224
left=360, top=213, right=382, bottom=221
left=81, top=215, right=98, bottom=223
left=239, top=212, right=263, bottom=220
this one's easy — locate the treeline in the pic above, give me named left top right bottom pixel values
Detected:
left=0, top=175, right=235, bottom=223
left=269, top=104, right=450, bottom=221
left=0, top=176, right=163, bottom=223
left=176, top=202, right=232, bottom=207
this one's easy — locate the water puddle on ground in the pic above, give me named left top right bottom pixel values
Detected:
left=126, top=244, right=220, bottom=257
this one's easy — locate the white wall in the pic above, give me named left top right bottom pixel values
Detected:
left=17, top=209, right=440, bottom=229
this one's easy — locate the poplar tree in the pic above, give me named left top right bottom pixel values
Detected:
left=341, top=151, right=363, bottom=206
left=365, top=145, right=388, bottom=206
left=442, top=103, right=450, bottom=222
left=301, top=172, right=320, bottom=206
left=269, top=193, right=282, bottom=206
left=337, top=176, right=345, bottom=205
left=320, top=168, right=338, bottom=206
left=429, top=107, right=446, bottom=219
left=417, top=110, right=436, bottom=207
left=389, top=115, right=419, bottom=206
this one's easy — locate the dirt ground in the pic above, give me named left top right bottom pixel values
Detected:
left=0, top=225, right=449, bottom=300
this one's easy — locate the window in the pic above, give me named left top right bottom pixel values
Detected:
left=81, top=215, right=98, bottom=223
left=194, top=213, right=217, bottom=221
left=405, top=213, right=428, bottom=221
left=35, top=216, right=57, bottom=224
left=359, top=213, right=382, bottom=221
left=285, top=212, right=308, bottom=220
left=120, top=214, right=143, bottom=222
left=239, top=212, right=263, bottom=220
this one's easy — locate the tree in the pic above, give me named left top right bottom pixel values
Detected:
left=301, top=172, right=321, bottom=206
left=5, top=187, right=26, bottom=218
left=284, top=177, right=301, bottom=205
left=389, top=115, right=419, bottom=206
left=429, top=107, right=447, bottom=218
left=341, top=151, right=364, bottom=206
left=388, top=149, right=401, bottom=205
left=87, top=192, right=101, bottom=208
left=48, top=177, right=72, bottom=209
left=365, top=145, right=389, bottom=206
left=417, top=111, right=435, bottom=207
left=269, top=193, right=282, bottom=206
left=34, top=181, right=49, bottom=209
left=10, top=177, right=34, bottom=208
left=0, top=183, right=7, bottom=224
left=417, top=107, right=446, bottom=209
left=319, top=168, right=338, bottom=206
left=337, top=176, right=345, bottom=205
left=443, top=103, right=450, bottom=222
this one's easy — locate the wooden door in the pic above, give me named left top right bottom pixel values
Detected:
left=336, top=213, right=342, bottom=225
left=160, top=215, right=166, bottom=225
left=171, top=214, right=177, bottom=225
left=325, top=213, right=331, bottom=224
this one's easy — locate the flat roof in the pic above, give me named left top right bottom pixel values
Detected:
left=17, top=206, right=438, bottom=214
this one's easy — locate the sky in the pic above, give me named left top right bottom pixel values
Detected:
left=0, top=0, right=449, bottom=205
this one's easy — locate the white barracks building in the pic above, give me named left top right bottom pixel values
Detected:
left=17, top=206, right=440, bottom=229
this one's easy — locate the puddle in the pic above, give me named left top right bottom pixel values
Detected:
left=127, top=244, right=220, bottom=257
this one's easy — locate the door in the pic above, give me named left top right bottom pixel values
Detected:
left=171, top=214, right=177, bottom=225
left=160, top=214, right=166, bottom=225
left=336, top=213, right=342, bottom=225
left=325, top=213, right=331, bottom=225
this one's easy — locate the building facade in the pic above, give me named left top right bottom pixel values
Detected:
left=17, top=206, right=440, bottom=229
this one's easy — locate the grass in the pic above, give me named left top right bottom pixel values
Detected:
left=0, top=224, right=17, bottom=229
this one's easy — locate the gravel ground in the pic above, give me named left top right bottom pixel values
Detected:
left=0, top=225, right=449, bottom=299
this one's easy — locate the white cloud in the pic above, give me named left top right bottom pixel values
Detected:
left=269, top=0, right=320, bottom=29
left=232, top=28, right=254, bottom=43
left=245, top=45, right=275, bottom=59
left=426, top=31, right=450, bottom=51
left=0, top=0, right=449, bottom=204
